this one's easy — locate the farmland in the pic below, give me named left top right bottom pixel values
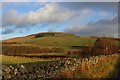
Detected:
left=1, top=32, right=120, bottom=79
left=3, top=32, right=97, bottom=47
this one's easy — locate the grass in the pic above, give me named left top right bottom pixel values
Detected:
left=0, top=55, right=53, bottom=65
left=57, top=54, right=119, bottom=78
left=20, top=34, right=97, bottom=47
left=89, top=57, right=117, bottom=78
left=75, top=55, right=118, bottom=78
left=3, top=33, right=97, bottom=52
left=3, top=32, right=119, bottom=49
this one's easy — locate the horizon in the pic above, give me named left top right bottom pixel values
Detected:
left=1, top=2, right=118, bottom=40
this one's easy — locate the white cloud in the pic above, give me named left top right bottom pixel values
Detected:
left=3, top=10, right=24, bottom=27
left=80, top=8, right=94, bottom=14
left=25, top=3, right=74, bottom=23
left=98, top=10, right=111, bottom=17
left=3, top=3, right=75, bottom=27
left=3, top=2, right=114, bottom=28
left=2, top=2, right=117, bottom=37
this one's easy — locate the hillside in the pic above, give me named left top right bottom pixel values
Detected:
left=2, top=32, right=97, bottom=47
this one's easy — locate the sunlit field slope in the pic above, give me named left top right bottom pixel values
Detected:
left=2, top=32, right=97, bottom=47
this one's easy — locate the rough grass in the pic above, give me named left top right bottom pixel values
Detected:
left=87, top=58, right=117, bottom=78
left=75, top=55, right=118, bottom=78
left=0, top=55, right=53, bottom=65
left=58, top=54, right=119, bottom=78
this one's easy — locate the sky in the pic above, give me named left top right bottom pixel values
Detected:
left=1, top=2, right=119, bottom=40
left=1, top=0, right=120, bottom=2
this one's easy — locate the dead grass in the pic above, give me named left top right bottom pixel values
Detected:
left=57, top=54, right=119, bottom=78
left=74, top=54, right=118, bottom=78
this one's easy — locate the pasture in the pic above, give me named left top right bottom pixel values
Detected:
left=21, top=34, right=97, bottom=47
left=1, top=32, right=120, bottom=79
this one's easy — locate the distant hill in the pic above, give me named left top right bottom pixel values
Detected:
left=2, top=32, right=119, bottom=47
left=2, top=32, right=98, bottom=47
left=2, top=32, right=72, bottom=42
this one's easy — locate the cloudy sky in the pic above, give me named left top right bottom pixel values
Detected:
left=1, top=2, right=118, bottom=40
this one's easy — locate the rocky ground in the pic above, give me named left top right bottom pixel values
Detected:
left=1, top=54, right=120, bottom=79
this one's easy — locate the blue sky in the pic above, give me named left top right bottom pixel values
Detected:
left=1, top=2, right=118, bottom=40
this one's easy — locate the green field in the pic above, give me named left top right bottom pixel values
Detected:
left=2, top=32, right=98, bottom=53
left=21, top=34, right=97, bottom=47
left=3, top=33, right=96, bottom=47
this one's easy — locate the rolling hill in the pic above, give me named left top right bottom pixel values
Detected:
left=2, top=32, right=97, bottom=47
